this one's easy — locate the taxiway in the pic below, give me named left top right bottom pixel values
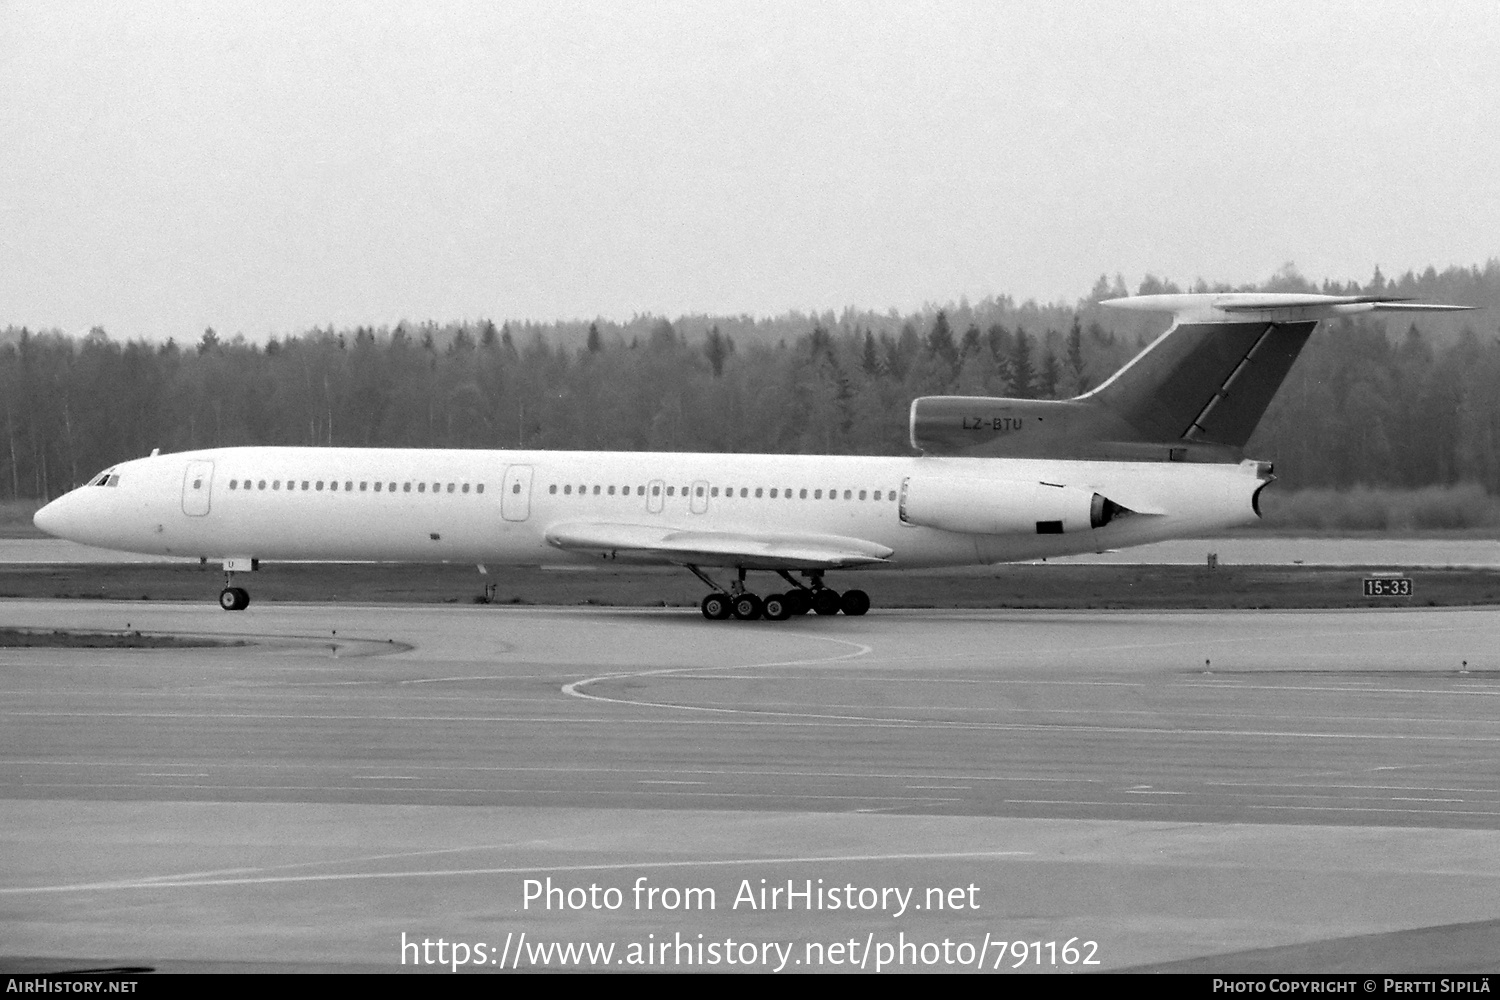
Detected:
left=3, top=601, right=1499, bottom=972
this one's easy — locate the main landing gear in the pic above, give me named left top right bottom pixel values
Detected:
left=688, top=566, right=869, bottom=622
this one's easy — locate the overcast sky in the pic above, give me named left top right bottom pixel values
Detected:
left=3, top=1, right=1496, bottom=339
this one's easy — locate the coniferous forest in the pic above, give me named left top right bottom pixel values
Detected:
left=3, top=264, right=1499, bottom=507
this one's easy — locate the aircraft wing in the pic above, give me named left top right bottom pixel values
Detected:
left=544, top=522, right=894, bottom=570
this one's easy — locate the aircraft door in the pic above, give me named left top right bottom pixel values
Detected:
left=501, top=465, right=533, bottom=522
left=182, top=460, right=214, bottom=516
left=690, top=479, right=709, bottom=514
left=647, top=479, right=664, bottom=514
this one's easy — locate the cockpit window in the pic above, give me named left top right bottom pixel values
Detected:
left=89, top=469, right=120, bottom=487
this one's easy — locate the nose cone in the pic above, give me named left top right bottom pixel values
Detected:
left=33, top=495, right=72, bottom=539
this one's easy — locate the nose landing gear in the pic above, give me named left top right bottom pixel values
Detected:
left=218, top=585, right=250, bottom=611
left=217, top=557, right=257, bottom=611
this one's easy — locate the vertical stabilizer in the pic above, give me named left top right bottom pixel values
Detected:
left=908, top=293, right=1473, bottom=462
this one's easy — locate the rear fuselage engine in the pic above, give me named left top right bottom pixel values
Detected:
left=898, top=476, right=1125, bottom=536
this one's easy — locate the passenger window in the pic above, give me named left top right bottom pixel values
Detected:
left=564, top=485, right=572, bottom=495
left=769, top=488, right=777, bottom=498
left=859, top=490, right=867, bottom=500
left=608, top=485, right=616, bottom=495
left=347, top=481, right=354, bottom=491
left=710, top=487, right=718, bottom=497
left=419, top=483, right=427, bottom=493
left=462, top=483, right=470, bottom=493
left=756, top=488, right=763, bottom=498
left=511, top=483, right=520, bottom=494
left=448, top=483, right=456, bottom=493
left=814, top=489, right=822, bottom=499
left=799, top=489, right=807, bottom=499
left=592, top=485, right=599, bottom=495
left=403, top=483, right=411, bottom=493
left=740, top=488, right=748, bottom=498
left=667, top=486, right=675, bottom=496
left=301, top=481, right=309, bottom=490
left=652, top=485, right=660, bottom=496
left=550, top=484, right=558, bottom=494
left=696, top=486, right=705, bottom=497
left=229, top=479, right=238, bottom=490
left=258, top=480, right=266, bottom=490
left=273, top=481, right=280, bottom=490
left=843, top=490, right=851, bottom=500
left=476, top=484, right=484, bottom=493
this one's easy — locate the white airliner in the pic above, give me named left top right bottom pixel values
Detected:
left=32, top=293, right=1471, bottom=619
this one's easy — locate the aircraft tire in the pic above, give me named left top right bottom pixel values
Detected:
left=811, top=589, right=842, bottom=616
left=763, top=593, right=791, bottom=621
left=785, top=590, right=812, bottom=615
left=731, top=593, right=763, bottom=621
left=701, top=593, right=732, bottom=620
left=219, top=587, right=250, bottom=612
left=839, top=589, right=870, bottom=616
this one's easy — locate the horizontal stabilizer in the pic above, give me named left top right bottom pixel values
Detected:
left=544, top=522, right=893, bottom=570
left=1103, top=292, right=1473, bottom=322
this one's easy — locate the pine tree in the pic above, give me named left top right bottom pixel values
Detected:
left=1039, top=348, right=1060, bottom=398
left=861, top=330, right=881, bottom=376
left=926, top=311, right=957, bottom=371
left=1066, top=315, right=1088, bottom=394
left=704, top=325, right=728, bottom=378
left=1008, top=327, right=1035, bottom=398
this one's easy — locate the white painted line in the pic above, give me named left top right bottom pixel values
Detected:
left=4, top=849, right=1035, bottom=894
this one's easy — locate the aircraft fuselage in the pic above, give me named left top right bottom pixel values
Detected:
left=35, top=446, right=1266, bottom=570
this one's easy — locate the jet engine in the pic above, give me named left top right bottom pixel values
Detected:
left=898, top=476, right=1126, bottom=535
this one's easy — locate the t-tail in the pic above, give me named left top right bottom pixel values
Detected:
left=910, top=292, right=1474, bottom=463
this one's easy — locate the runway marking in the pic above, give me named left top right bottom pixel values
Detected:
left=2, top=780, right=959, bottom=805
left=1281, top=756, right=1500, bottom=782
left=788, top=620, right=1500, bottom=667
left=117, top=842, right=556, bottom=886
left=8, top=709, right=1500, bottom=741
left=604, top=695, right=1500, bottom=727
left=3, top=849, right=1035, bottom=894
left=905, top=785, right=970, bottom=790
left=561, top=633, right=874, bottom=710
left=1001, top=799, right=1500, bottom=818
left=399, top=675, right=523, bottom=685
left=24, top=756, right=1495, bottom=791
